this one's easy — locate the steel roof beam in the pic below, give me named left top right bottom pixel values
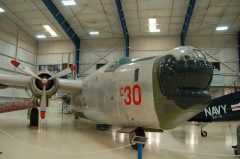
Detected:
left=181, top=0, right=196, bottom=46
left=42, top=0, right=80, bottom=76
left=115, top=0, right=129, bottom=57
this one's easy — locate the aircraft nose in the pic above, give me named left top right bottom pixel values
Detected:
left=157, top=55, right=213, bottom=109
left=176, top=57, right=213, bottom=90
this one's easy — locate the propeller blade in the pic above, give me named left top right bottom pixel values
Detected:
left=11, top=60, right=41, bottom=80
left=40, top=85, right=46, bottom=119
left=48, top=65, right=77, bottom=80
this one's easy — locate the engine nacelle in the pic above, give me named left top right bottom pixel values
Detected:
left=30, top=72, right=59, bottom=98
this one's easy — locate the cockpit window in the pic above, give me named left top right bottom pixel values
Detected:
left=104, top=61, right=119, bottom=72
left=194, top=49, right=206, bottom=60
left=104, top=57, right=132, bottom=72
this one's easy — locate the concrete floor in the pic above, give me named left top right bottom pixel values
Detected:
left=0, top=99, right=238, bottom=159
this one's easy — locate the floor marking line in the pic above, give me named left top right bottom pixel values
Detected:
left=0, top=129, right=131, bottom=155
left=0, top=128, right=239, bottom=157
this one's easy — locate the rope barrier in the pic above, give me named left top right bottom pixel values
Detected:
left=0, top=128, right=239, bottom=157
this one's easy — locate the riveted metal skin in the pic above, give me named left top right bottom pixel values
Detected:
left=74, top=46, right=213, bottom=130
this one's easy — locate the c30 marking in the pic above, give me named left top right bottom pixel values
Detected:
left=120, top=84, right=142, bottom=106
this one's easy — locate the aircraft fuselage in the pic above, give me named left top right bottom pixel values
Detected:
left=189, top=91, right=240, bottom=122
left=72, top=46, right=213, bottom=130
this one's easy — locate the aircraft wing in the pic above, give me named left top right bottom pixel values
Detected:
left=0, top=73, right=82, bottom=93
left=0, top=74, right=31, bottom=88
left=58, top=79, right=82, bottom=93
left=0, top=60, right=81, bottom=119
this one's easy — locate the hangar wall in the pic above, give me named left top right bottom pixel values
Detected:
left=37, top=34, right=239, bottom=87
left=0, top=16, right=37, bottom=99
left=37, top=41, right=74, bottom=66
left=37, top=38, right=124, bottom=76
left=186, top=35, right=239, bottom=86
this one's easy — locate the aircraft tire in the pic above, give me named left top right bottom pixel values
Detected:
left=30, top=107, right=39, bottom=126
left=234, top=149, right=237, bottom=155
left=129, top=127, right=145, bottom=150
left=74, top=112, right=79, bottom=119
left=201, top=130, right=207, bottom=137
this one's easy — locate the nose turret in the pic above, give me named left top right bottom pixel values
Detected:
left=157, top=47, right=213, bottom=109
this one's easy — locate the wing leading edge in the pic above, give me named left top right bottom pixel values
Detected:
left=0, top=73, right=82, bottom=94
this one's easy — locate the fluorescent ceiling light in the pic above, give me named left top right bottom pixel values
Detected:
left=36, top=35, right=46, bottom=39
left=216, top=26, right=229, bottom=31
left=0, top=7, right=5, bottom=13
left=62, top=0, right=76, bottom=6
left=89, top=31, right=99, bottom=35
left=149, top=18, right=160, bottom=32
left=43, top=25, right=58, bottom=37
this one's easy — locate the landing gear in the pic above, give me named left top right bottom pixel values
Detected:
left=29, top=107, right=39, bottom=126
left=74, top=111, right=79, bottom=119
left=129, top=127, right=146, bottom=150
left=232, top=145, right=238, bottom=155
left=233, top=125, right=240, bottom=158
left=201, top=130, right=207, bottom=137
left=96, top=124, right=111, bottom=130
left=200, top=123, right=208, bottom=137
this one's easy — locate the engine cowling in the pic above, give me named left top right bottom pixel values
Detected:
left=29, top=72, right=59, bottom=98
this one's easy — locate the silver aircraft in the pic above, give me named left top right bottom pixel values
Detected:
left=0, top=46, right=213, bottom=149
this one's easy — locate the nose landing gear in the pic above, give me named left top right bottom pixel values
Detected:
left=129, top=127, right=146, bottom=150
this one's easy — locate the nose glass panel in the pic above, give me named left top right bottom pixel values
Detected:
left=157, top=55, right=213, bottom=109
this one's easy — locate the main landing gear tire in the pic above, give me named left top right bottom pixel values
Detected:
left=30, top=107, right=39, bottom=126
left=129, top=127, right=145, bottom=150
left=74, top=112, right=79, bottom=119
left=201, top=130, right=207, bottom=137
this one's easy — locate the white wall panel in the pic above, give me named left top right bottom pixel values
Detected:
left=130, top=50, right=169, bottom=58
left=21, top=61, right=35, bottom=71
left=37, top=39, right=124, bottom=76
left=130, top=36, right=179, bottom=58
left=37, top=54, right=63, bottom=65
left=14, top=88, right=29, bottom=98
left=80, top=53, right=100, bottom=63
left=62, top=54, right=69, bottom=63
left=0, top=69, right=13, bottom=74
left=80, top=38, right=125, bottom=73
left=69, top=53, right=74, bottom=63
left=130, top=36, right=179, bottom=51
left=0, top=40, right=16, bottom=58
left=187, top=35, right=239, bottom=86
left=0, top=88, right=14, bottom=97
left=18, top=48, right=35, bottom=64
left=19, top=32, right=36, bottom=51
left=0, top=56, right=15, bottom=71
left=38, top=41, right=74, bottom=54
left=0, top=15, right=37, bottom=99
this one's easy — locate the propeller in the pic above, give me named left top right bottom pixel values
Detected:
left=40, top=84, right=46, bottom=119
left=11, top=60, right=41, bottom=80
left=48, top=65, right=77, bottom=80
left=11, top=60, right=77, bottom=119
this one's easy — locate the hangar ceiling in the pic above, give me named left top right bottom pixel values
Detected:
left=0, top=0, right=239, bottom=40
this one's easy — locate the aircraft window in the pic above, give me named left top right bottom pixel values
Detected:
left=194, top=49, right=206, bottom=59
left=104, top=57, right=133, bottom=72
left=104, top=61, right=119, bottom=72
left=134, top=68, right=139, bottom=81
left=119, top=57, right=132, bottom=65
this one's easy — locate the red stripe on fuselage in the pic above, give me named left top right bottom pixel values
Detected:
left=231, top=105, right=240, bottom=109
